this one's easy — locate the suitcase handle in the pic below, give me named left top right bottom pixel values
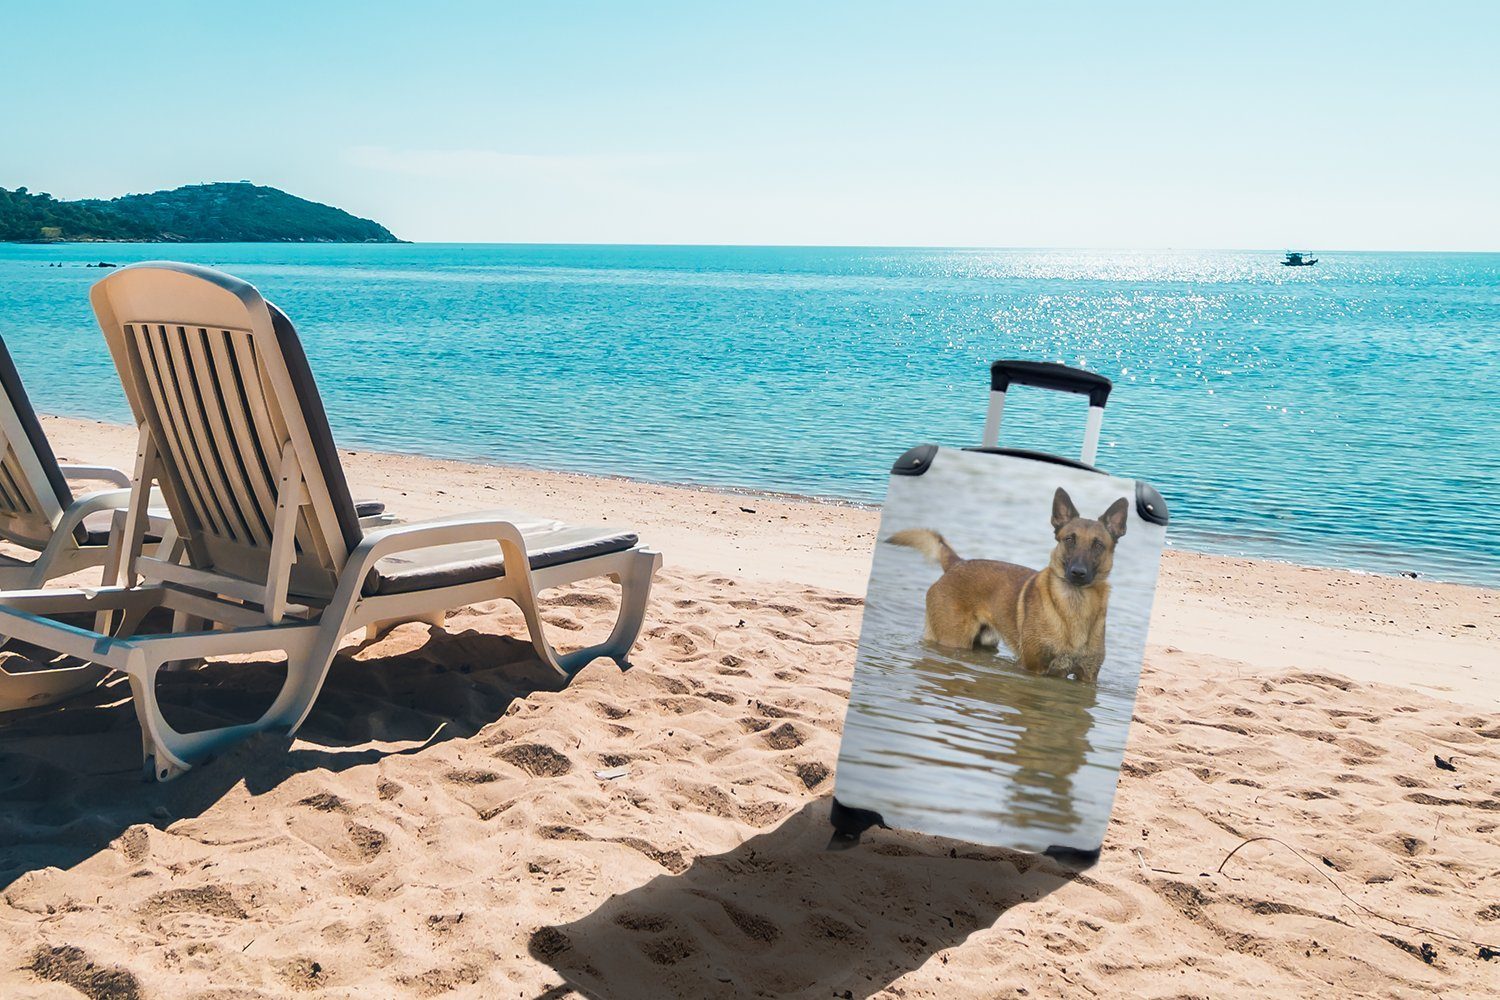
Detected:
left=989, top=360, right=1112, bottom=406
left=983, top=360, right=1112, bottom=465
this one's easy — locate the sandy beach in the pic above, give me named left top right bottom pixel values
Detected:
left=1, top=415, right=1496, bottom=998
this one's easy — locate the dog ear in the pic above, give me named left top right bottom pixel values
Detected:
left=1051, top=487, right=1079, bottom=532
left=1100, top=497, right=1129, bottom=538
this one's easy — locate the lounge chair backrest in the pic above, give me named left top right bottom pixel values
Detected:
left=89, top=263, right=364, bottom=601
left=0, top=337, right=75, bottom=548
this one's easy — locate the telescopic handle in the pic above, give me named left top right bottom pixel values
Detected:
left=983, top=360, right=1112, bottom=465
left=988, top=360, right=1112, bottom=408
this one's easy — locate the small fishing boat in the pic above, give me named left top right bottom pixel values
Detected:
left=1281, top=251, right=1318, bottom=267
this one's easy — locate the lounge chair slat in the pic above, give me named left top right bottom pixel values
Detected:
left=0, top=455, right=22, bottom=514
left=208, top=328, right=278, bottom=540
left=159, top=324, right=245, bottom=542
left=187, top=327, right=269, bottom=547
left=132, top=322, right=224, bottom=539
left=179, top=325, right=260, bottom=544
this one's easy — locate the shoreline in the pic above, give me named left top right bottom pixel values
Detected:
left=37, top=414, right=1490, bottom=590
left=39, top=414, right=1498, bottom=709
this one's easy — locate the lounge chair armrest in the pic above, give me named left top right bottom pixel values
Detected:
left=58, top=487, right=170, bottom=540
left=59, top=464, right=132, bottom=488
left=55, top=488, right=135, bottom=539
left=346, top=513, right=533, bottom=581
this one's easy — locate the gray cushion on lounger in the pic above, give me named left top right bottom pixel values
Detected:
left=76, top=501, right=384, bottom=547
left=363, top=512, right=637, bottom=597
left=80, top=511, right=160, bottom=547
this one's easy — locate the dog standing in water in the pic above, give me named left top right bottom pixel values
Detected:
left=888, top=487, right=1128, bottom=682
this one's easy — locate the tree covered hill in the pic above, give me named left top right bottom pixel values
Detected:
left=0, top=182, right=402, bottom=243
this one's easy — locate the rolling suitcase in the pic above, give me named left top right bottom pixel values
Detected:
left=830, top=360, right=1169, bottom=859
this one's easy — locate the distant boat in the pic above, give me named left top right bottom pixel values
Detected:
left=1281, top=251, right=1318, bottom=267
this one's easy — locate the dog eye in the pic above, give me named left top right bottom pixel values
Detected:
left=1092, top=539, right=1105, bottom=552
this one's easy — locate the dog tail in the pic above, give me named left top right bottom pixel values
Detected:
left=887, top=528, right=962, bottom=571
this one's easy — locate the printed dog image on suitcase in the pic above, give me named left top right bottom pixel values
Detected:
left=831, top=362, right=1168, bottom=858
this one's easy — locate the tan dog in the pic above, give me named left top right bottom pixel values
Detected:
left=888, top=487, right=1128, bottom=682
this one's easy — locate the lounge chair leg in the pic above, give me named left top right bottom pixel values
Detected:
left=128, top=659, right=195, bottom=781
left=127, top=638, right=326, bottom=781
left=516, top=549, right=661, bottom=677
left=595, top=550, right=659, bottom=668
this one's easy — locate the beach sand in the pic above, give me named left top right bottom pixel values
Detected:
left=1, top=416, right=1495, bottom=998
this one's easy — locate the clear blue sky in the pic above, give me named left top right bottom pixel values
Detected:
left=3, top=2, right=1496, bottom=248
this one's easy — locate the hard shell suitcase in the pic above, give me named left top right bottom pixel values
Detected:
left=830, top=361, right=1169, bottom=858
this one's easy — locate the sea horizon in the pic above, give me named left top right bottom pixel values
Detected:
left=29, top=241, right=1498, bottom=253
left=4, top=242, right=1496, bottom=588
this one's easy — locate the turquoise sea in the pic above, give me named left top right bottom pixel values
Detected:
left=0, top=244, right=1496, bottom=587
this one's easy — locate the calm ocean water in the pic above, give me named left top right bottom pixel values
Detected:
left=0, top=244, right=1495, bottom=586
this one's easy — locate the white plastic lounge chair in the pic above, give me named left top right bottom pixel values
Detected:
left=0, top=336, right=184, bottom=710
left=0, top=335, right=392, bottom=712
left=0, top=262, right=661, bottom=780
left=0, top=336, right=170, bottom=591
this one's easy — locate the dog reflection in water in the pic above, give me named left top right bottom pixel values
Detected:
left=908, top=653, right=1099, bottom=838
left=888, top=487, right=1128, bottom=682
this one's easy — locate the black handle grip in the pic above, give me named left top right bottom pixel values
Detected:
left=989, top=360, right=1112, bottom=408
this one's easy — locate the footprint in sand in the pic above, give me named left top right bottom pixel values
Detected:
left=736, top=800, right=789, bottom=828
left=660, top=628, right=711, bottom=661
left=296, top=792, right=349, bottom=812
left=614, top=910, right=673, bottom=933
left=612, top=837, right=689, bottom=873
left=115, top=825, right=152, bottom=864
left=790, top=761, right=830, bottom=791
left=342, top=822, right=389, bottom=861
left=396, top=962, right=486, bottom=996
left=277, top=956, right=333, bottom=992
left=137, top=885, right=248, bottom=940
left=761, top=722, right=805, bottom=750
left=656, top=696, right=707, bottom=716
left=717, top=653, right=750, bottom=676
left=706, top=894, right=782, bottom=946
left=496, top=743, right=573, bottom=777
left=285, top=807, right=390, bottom=865
left=542, top=612, right=586, bottom=631
left=550, top=591, right=615, bottom=610
left=29, top=945, right=145, bottom=1000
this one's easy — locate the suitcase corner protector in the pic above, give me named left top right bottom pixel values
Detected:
left=892, top=444, right=939, bottom=476
left=1135, top=480, right=1169, bottom=526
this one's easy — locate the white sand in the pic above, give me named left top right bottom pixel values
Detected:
left=1, top=415, right=1495, bottom=998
